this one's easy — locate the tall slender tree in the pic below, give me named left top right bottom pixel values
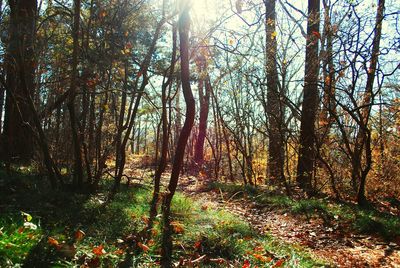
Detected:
left=264, top=0, right=285, bottom=185
left=161, top=1, right=195, bottom=265
left=296, top=0, right=320, bottom=193
left=68, top=0, right=84, bottom=186
left=194, top=49, right=211, bottom=166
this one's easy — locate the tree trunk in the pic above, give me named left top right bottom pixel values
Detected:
left=161, top=3, right=195, bottom=266
left=264, top=0, right=285, bottom=185
left=148, top=23, right=177, bottom=238
left=194, top=53, right=211, bottom=166
left=357, top=0, right=385, bottom=206
left=2, top=0, right=37, bottom=163
left=68, top=0, right=84, bottom=187
left=296, top=0, right=320, bottom=194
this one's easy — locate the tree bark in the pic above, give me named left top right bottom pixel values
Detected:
left=161, top=2, right=195, bottom=266
left=296, top=0, right=320, bottom=194
left=2, top=0, right=37, bottom=163
left=68, top=0, right=84, bottom=187
left=356, top=0, right=385, bottom=206
left=264, top=0, right=285, bottom=185
left=194, top=53, right=211, bottom=166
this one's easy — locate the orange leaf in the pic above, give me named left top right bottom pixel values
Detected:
left=48, top=237, right=59, bottom=247
left=137, top=242, right=150, bottom=252
left=114, top=249, right=125, bottom=255
left=93, top=245, right=106, bottom=256
left=253, top=254, right=271, bottom=262
left=253, top=246, right=263, bottom=252
left=151, top=229, right=158, bottom=237
left=74, top=230, right=85, bottom=241
left=141, top=216, right=149, bottom=224
left=171, top=221, right=184, bottom=234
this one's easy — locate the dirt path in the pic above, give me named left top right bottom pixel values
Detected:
left=179, top=179, right=400, bottom=268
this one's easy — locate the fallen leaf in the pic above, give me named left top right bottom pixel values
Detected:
left=171, top=221, right=185, bottom=234
left=93, top=245, right=106, bottom=256
left=194, top=241, right=201, bottom=249
left=48, top=237, right=59, bottom=247
left=242, top=259, right=251, bottom=268
left=114, top=249, right=125, bottom=255
left=74, top=229, right=85, bottom=241
left=141, top=216, right=149, bottom=224
left=253, top=253, right=271, bottom=262
left=273, top=259, right=285, bottom=267
left=137, top=242, right=150, bottom=252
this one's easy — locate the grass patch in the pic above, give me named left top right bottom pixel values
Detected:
left=0, top=169, right=325, bottom=267
left=210, top=182, right=400, bottom=240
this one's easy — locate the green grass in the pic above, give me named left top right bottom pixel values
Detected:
left=209, top=182, right=400, bottom=240
left=0, top=169, right=325, bottom=267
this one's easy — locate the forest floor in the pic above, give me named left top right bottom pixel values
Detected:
left=1, top=164, right=400, bottom=267
left=174, top=174, right=400, bottom=268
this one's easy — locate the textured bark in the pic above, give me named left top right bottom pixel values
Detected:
left=194, top=54, right=211, bottom=166
left=2, top=0, right=37, bottom=163
left=161, top=3, right=195, bottom=266
left=68, top=0, right=84, bottom=186
left=264, top=0, right=285, bottom=184
left=296, top=0, right=320, bottom=193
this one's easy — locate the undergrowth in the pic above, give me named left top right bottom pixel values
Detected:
left=0, top=169, right=326, bottom=267
left=209, top=182, right=400, bottom=240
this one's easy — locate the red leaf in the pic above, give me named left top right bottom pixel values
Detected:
left=242, top=259, right=251, bottom=268
left=194, top=241, right=201, bottom=249
left=273, top=259, right=285, bottom=267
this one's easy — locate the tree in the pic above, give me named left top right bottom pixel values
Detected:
left=296, top=0, right=321, bottom=194
left=193, top=48, right=211, bottom=166
left=160, top=1, right=195, bottom=265
left=2, top=0, right=37, bottom=163
left=67, top=0, right=84, bottom=186
left=355, top=0, right=385, bottom=206
left=264, top=0, right=285, bottom=186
